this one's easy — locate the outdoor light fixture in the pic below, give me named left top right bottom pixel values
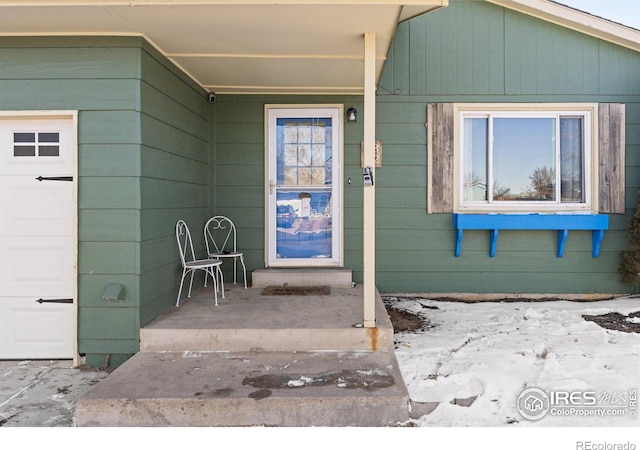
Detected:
left=347, top=107, right=357, bottom=122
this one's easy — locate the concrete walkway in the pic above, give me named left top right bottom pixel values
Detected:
left=0, top=360, right=108, bottom=427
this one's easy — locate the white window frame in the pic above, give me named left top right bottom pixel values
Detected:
left=453, top=103, right=599, bottom=213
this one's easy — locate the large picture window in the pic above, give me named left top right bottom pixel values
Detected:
left=456, top=105, right=596, bottom=212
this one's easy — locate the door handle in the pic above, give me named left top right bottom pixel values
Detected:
left=269, top=180, right=275, bottom=194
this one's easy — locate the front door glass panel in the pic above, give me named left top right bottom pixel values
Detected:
left=266, top=107, right=342, bottom=266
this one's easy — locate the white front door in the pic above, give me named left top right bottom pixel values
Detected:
left=266, top=105, right=343, bottom=267
left=0, top=115, right=76, bottom=359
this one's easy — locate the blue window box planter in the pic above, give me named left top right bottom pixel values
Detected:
left=453, top=213, right=609, bottom=258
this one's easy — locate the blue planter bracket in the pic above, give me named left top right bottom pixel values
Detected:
left=453, top=213, right=609, bottom=258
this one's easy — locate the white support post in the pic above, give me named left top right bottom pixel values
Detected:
left=363, top=32, right=376, bottom=328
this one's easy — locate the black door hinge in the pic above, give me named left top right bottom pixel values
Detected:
left=36, top=298, right=73, bottom=304
left=35, top=176, right=73, bottom=182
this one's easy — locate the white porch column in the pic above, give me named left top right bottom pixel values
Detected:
left=362, top=32, right=376, bottom=328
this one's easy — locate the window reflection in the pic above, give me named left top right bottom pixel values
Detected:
left=560, top=117, right=584, bottom=203
left=461, top=113, right=586, bottom=207
left=276, top=190, right=332, bottom=259
left=463, top=118, right=488, bottom=201
left=493, top=118, right=556, bottom=201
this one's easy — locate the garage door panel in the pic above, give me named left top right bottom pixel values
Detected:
left=0, top=177, right=73, bottom=236
left=0, top=298, right=73, bottom=359
left=1, top=156, right=70, bottom=177
left=0, top=237, right=73, bottom=296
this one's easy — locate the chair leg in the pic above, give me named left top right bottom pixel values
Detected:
left=217, top=265, right=225, bottom=299
left=176, top=269, right=188, bottom=307
left=239, top=255, right=247, bottom=289
left=187, top=270, right=195, bottom=297
left=232, top=259, right=237, bottom=284
left=210, top=267, right=218, bottom=306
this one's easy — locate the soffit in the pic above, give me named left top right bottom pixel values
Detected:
left=0, top=1, right=447, bottom=95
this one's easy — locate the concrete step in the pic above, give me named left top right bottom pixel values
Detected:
left=140, top=285, right=394, bottom=353
left=75, top=350, right=410, bottom=427
left=251, top=268, right=353, bottom=287
left=141, top=324, right=393, bottom=353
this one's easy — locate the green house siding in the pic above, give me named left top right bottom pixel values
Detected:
left=139, top=48, right=210, bottom=327
left=375, top=0, right=640, bottom=294
left=211, top=97, right=265, bottom=279
left=0, top=36, right=209, bottom=367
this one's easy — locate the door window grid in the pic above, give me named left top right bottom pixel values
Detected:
left=278, top=118, right=332, bottom=186
left=13, top=132, right=60, bottom=157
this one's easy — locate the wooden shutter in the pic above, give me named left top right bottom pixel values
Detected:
left=427, top=103, right=454, bottom=213
left=598, top=103, right=625, bottom=214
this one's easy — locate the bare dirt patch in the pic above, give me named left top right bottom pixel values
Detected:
left=382, top=297, right=433, bottom=333
left=582, top=311, right=640, bottom=333
left=386, top=308, right=427, bottom=333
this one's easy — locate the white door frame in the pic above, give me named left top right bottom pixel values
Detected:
left=264, top=104, right=344, bottom=267
left=0, top=111, right=78, bottom=364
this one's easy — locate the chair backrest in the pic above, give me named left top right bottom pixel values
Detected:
left=204, top=216, right=237, bottom=255
left=176, top=220, right=196, bottom=267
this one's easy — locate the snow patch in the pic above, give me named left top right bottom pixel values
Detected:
left=389, top=297, right=640, bottom=426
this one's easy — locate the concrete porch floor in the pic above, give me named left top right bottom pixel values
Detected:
left=140, top=283, right=394, bottom=353
left=76, top=282, right=411, bottom=427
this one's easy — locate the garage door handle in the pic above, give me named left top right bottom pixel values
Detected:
left=36, top=298, right=73, bottom=304
left=35, top=176, right=73, bottom=182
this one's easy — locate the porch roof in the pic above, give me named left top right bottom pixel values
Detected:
left=0, top=0, right=447, bottom=95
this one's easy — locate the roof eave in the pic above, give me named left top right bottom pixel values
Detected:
left=487, top=0, right=640, bottom=53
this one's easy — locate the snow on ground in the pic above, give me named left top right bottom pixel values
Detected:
left=385, top=296, right=640, bottom=427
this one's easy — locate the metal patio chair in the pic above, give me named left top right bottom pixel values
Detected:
left=204, top=215, right=247, bottom=289
left=175, top=219, right=224, bottom=306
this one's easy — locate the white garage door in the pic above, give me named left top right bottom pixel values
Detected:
left=0, top=115, right=76, bottom=359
